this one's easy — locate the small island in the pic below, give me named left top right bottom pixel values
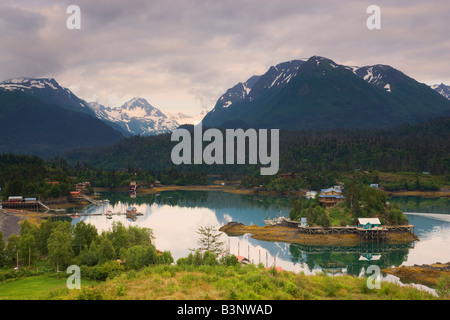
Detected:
left=220, top=181, right=418, bottom=246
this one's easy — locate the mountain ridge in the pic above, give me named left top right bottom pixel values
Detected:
left=201, top=56, right=450, bottom=130
left=88, top=97, right=179, bottom=136
left=0, top=89, right=124, bottom=158
left=0, top=77, right=95, bottom=116
left=431, top=83, right=450, bottom=100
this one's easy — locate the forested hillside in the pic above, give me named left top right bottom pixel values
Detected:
left=65, top=116, right=450, bottom=175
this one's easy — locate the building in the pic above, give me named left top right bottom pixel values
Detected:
left=300, top=217, right=308, bottom=227
left=70, top=191, right=81, bottom=197
left=75, top=182, right=91, bottom=192
left=357, top=218, right=381, bottom=230
left=236, top=255, right=251, bottom=265
left=7, top=196, right=23, bottom=203
left=152, top=180, right=162, bottom=187
left=369, top=184, right=379, bottom=189
left=318, top=187, right=345, bottom=207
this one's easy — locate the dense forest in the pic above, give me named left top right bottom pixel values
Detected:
left=65, top=116, right=450, bottom=175
left=0, top=155, right=207, bottom=200
left=0, top=154, right=74, bottom=199
left=1, top=116, right=449, bottom=199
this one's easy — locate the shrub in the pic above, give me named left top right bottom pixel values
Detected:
left=91, top=261, right=124, bottom=281
left=436, top=274, right=450, bottom=299
left=124, top=245, right=158, bottom=270
left=220, top=255, right=239, bottom=267
left=76, top=287, right=103, bottom=300
left=115, top=283, right=126, bottom=296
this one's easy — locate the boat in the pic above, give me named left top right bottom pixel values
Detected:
left=106, top=210, right=113, bottom=219
left=264, top=216, right=284, bottom=226
left=264, top=211, right=286, bottom=226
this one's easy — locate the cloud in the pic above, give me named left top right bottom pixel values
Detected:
left=0, top=0, right=449, bottom=115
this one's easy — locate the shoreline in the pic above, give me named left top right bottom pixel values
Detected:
left=1, top=185, right=448, bottom=242
left=386, top=190, right=450, bottom=197
left=382, top=263, right=450, bottom=288
left=0, top=211, right=27, bottom=241
left=93, top=184, right=450, bottom=198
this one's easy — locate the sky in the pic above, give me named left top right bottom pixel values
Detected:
left=0, top=0, right=449, bottom=116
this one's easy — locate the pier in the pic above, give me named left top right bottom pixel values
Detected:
left=280, top=217, right=414, bottom=242
left=1, top=200, right=46, bottom=210
left=67, top=211, right=143, bottom=218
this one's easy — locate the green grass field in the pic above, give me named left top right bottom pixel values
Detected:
left=0, top=275, right=97, bottom=300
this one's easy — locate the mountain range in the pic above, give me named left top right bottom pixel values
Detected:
left=88, top=98, right=179, bottom=136
left=0, top=88, right=123, bottom=158
left=0, top=56, right=449, bottom=158
left=202, top=56, right=450, bottom=129
left=0, top=78, right=94, bottom=116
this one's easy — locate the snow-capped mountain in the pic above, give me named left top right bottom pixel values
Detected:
left=431, top=83, right=450, bottom=100
left=209, top=60, right=304, bottom=115
left=0, top=79, right=124, bottom=157
left=0, top=77, right=94, bottom=115
left=0, top=77, right=180, bottom=136
left=167, top=110, right=207, bottom=125
left=202, top=55, right=450, bottom=130
left=89, top=97, right=179, bottom=136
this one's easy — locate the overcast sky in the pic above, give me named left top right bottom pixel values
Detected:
left=1, top=0, right=449, bottom=115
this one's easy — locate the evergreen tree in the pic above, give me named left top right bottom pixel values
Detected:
left=194, top=225, right=225, bottom=256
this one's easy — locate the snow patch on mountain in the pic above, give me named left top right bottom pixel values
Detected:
left=0, top=77, right=93, bottom=114
left=431, top=83, right=450, bottom=100
left=1, top=78, right=68, bottom=93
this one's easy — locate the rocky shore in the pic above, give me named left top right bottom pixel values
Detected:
left=382, top=263, right=450, bottom=288
left=0, top=211, right=26, bottom=241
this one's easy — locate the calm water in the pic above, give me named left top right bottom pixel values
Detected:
left=69, top=191, right=450, bottom=284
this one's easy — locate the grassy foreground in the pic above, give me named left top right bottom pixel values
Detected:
left=0, top=275, right=97, bottom=300
left=1, top=264, right=440, bottom=300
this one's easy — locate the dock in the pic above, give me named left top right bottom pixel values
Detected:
left=279, top=217, right=414, bottom=242
left=68, top=211, right=143, bottom=218
left=1, top=200, right=46, bottom=210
